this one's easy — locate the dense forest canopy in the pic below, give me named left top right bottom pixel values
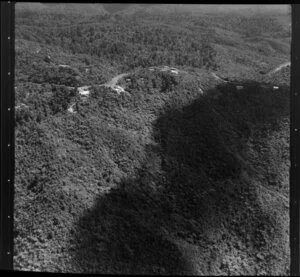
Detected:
left=15, top=4, right=291, bottom=80
left=14, top=4, right=290, bottom=275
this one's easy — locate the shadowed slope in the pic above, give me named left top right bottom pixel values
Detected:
left=70, top=81, right=289, bottom=275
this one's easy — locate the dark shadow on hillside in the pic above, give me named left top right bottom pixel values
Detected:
left=70, top=80, right=289, bottom=274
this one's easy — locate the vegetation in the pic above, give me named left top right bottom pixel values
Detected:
left=14, top=3, right=290, bottom=275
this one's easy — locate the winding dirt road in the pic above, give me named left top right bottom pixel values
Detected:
left=65, top=72, right=130, bottom=92
left=266, top=62, right=290, bottom=76
left=103, top=73, right=130, bottom=87
left=211, top=72, right=229, bottom=83
left=211, top=61, right=290, bottom=83
left=73, top=60, right=291, bottom=93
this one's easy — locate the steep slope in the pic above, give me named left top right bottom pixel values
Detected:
left=14, top=69, right=290, bottom=274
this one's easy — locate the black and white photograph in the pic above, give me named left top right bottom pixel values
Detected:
left=13, top=3, right=291, bottom=275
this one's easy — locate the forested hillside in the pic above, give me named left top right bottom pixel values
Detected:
left=14, top=4, right=290, bottom=275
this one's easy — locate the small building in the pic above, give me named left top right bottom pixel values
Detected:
left=113, top=85, right=125, bottom=94
left=77, top=86, right=91, bottom=96
left=15, top=103, right=29, bottom=110
left=68, top=103, right=76, bottom=113
left=111, top=85, right=131, bottom=96
left=79, top=90, right=90, bottom=96
left=58, top=64, right=70, bottom=68
left=161, top=66, right=169, bottom=72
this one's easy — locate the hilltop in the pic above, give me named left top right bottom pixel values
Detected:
left=14, top=4, right=290, bottom=275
